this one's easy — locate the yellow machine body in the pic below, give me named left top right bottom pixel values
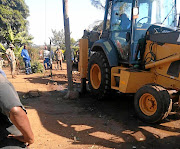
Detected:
left=78, top=0, right=180, bottom=123
left=111, top=41, right=180, bottom=93
left=78, top=39, right=180, bottom=93
left=111, top=67, right=155, bottom=93
left=78, top=39, right=89, bottom=79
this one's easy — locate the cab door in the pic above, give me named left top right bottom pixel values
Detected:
left=110, top=0, right=132, bottom=62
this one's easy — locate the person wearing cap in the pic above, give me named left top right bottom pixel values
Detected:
left=6, top=44, right=16, bottom=78
left=0, top=70, right=34, bottom=148
left=21, top=45, right=32, bottom=75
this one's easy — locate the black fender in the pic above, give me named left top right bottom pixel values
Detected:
left=91, top=39, right=119, bottom=67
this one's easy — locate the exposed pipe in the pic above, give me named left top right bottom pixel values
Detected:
left=145, top=54, right=180, bottom=69
left=103, top=0, right=109, bottom=32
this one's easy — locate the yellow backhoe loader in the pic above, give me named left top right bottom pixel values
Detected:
left=78, top=0, right=180, bottom=123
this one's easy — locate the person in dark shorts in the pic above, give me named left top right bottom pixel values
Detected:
left=0, top=69, right=34, bottom=148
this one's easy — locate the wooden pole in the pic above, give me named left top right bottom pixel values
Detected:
left=62, top=0, right=73, bottom=91
left=49, top=39, right=53, bottom=79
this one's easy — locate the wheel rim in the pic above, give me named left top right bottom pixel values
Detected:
left=139, top=93, right=157, bottom=116
left=90, top=64, right=101, bottom=89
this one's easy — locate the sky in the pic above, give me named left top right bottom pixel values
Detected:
left=25, top=0, right=180, bottom=46
left=25, top=0, right=105, bottom=45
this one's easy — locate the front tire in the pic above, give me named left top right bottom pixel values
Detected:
left=134, top=84, right=172, bottom=123
left=88, top=51, right=111, bottom=99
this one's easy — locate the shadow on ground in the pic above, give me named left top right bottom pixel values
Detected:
left=23, top=73, right=79, bottom=89
left=18, top=87, right=180, bottom=149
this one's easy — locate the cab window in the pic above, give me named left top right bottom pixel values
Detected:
left=110, top=1, right=132, bottom=61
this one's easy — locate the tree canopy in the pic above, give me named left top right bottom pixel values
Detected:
left=51, top=29, right=65, bottom=49
left=0, top=0, right=30, bottom=44
left=89, top=0, right=111, bottom=32
left=90, top=0, right=105, bottom=10
left=51, top=29, right=76, bottom=50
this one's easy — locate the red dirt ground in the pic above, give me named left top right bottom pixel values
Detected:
left=2, top=61, right=180, bottom=149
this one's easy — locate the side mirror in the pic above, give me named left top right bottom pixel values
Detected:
left=133, top=7, right=139, bottom=19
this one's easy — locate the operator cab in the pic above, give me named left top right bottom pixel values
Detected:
left=108, top=0, right=177, bottom=64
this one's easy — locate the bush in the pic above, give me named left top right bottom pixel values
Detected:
left=17, top=56, right=24, bottom=69
left=31, top=61, right=44, bottom=73
left=28, top=47, right=40, bottom=63
left=15, top=46, right=40, bottom=70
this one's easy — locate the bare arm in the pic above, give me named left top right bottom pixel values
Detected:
left=6, top=54, right=11, bottom=62
left=9, top=107, right=34, bottom=145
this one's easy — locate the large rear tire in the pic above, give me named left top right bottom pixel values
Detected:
left=134, top=84, right=172, bottom=123
left=88, top=51, right=111, bottom=99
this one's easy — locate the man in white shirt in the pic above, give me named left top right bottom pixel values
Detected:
left=6, top=44, right=16, bottom=78
left=43, top=46, right=50, bottom=70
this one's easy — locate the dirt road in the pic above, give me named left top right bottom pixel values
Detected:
left=3, top=62, right=180, bottom=149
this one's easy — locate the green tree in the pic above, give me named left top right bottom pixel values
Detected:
left=0, top=25, right=33, bottom=53
left=70, top=38, right=79, bottom=57
left=0, top=24, right=33, bottom=70
left=51, top=29, right=77, bottom=50
left=90, top=0, right=105, bottom=10
left=51, top=29, right=65, bottom=49
left=0, top=0, right=30, bottom=44
left=90, top=0, right=111, bottom=32
left=70, top=38, right=76, bottom=46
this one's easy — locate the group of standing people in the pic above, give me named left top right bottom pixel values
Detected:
left=5, top=44, right=32, bottom=78
left=5, top=43, right=64, bottom=79
left=43, top=46, right=64, bottom=70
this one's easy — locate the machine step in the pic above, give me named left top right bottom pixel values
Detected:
left=112, top=73, right=121, bottom=77
left=111, top=86, right=119, bottom=90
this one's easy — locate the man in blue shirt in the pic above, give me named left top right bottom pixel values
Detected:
left=119, top=13, right=131, bottom=30
left=21, top=45, right=32, bottom=75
